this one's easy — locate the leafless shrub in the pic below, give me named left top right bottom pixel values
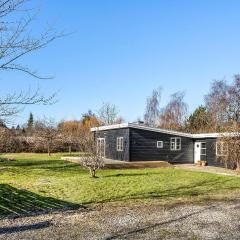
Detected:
left=217, top=123, right=240, bottom=169
left=79, top=131, right=104, bottom=178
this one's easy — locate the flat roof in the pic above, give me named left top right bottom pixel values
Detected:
left=90, top=123, right=232, bottom=139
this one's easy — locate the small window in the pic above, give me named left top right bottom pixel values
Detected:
left=216, top=142, right=228, bottom=156
left=200, top=142, right=206, bottom=155
left=157, top=141, right=163, bottom=148
left=116, top=137, right=124, bottom=151
left=170, top=137, right=181, bottom=151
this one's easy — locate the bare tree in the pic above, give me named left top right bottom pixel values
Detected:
left=228, top=75, right=240, bottom=123
left=144, top=88, right=161, bottom=127
left=0, top=88, right=56, bottom=122
left=79, top=131, right=104, bottom=178
left=98, top=103, right=121, bottom=125
left=204, top=77, right=240, bottom=131
left=58, top=120, right=82, bottom=155
left=216, top=123, right=240, bottom=170
left=0, top=0, right=62, bottom=78
left=0, top=0, right=62, bottom=121
left=159, top=91, right=188, bottom=130
left=204, top=80, right=229, bottom=131
left=34, top=118, right=58, bottom=156
left=0, top=127, right=16, bottom=153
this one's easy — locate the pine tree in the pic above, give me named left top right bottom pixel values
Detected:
left=27, top=112, right=34, bottom=136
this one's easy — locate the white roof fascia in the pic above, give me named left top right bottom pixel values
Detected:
left=91, top=123, right=193, bottom=138
left=192, top=132, right=239, bottom=139
left=191, top=133, right=221, bottom=139
left=90, top=123, right=129, bottom=132
left=90, top=123, right=239, bottom=139
left=127, top=123, right=193, bottom=138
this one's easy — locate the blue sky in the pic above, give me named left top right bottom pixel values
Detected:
left=2, top=0, right=240, bottom=125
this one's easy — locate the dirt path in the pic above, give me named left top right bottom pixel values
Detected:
left=0, top=199, right=240, bottom=240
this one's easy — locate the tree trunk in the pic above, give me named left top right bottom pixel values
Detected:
left=47, top=143, right=51, bottom=156
left=69, top=145, right=72, bottom=156
left=237, top=162, right=240, bottom=171
left=90, top=168, right=96, bottom=178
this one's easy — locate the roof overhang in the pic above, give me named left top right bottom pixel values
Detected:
left=91, top=123, right=191, bottom=138
left=91, top=123, right=239, bottom=139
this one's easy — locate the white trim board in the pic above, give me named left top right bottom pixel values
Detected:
left=91, top=123, right=238, bottom=139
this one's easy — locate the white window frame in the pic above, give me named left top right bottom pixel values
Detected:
left=157, top=141, right=163, bottom=148
left=200, top=142, right=206, bottom=155
left=116, top=137, right=124, bottom=151
left=97, top=138, right=105, bottom=157
left=216, top=142, right=228, bottom=156
left=170, top=137, right=181, bottom=151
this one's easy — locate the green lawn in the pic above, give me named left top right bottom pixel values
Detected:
left=0, top=153, right=240, bottom=217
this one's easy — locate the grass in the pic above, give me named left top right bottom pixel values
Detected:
left=0, top=152, right=240, bottom=217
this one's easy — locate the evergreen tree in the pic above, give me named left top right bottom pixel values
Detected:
left=186, top=106, right=213, bottom=133
left=0, top=120, right=7, bottom=128
left=27, top=112, right=34, bottom=129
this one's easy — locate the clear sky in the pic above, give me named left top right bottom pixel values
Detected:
left=2, top=0, right=240, bottom=126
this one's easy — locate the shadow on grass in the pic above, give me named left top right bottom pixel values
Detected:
left=0, top=159, right=85, bottom=173
left=103, top=172, right=164, bottom=178
left=0, top=184, right=82, bottom=218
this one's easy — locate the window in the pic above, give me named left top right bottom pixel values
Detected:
left=216, top=142, right=228, bottom=156
left=200, top=142, right=206, bottom=155
left=97, top=138, right=105, bottom=157
left=157, top=141, right=163, bottom=148
left=170, top=137, right=181, bottom=151
left=116, top=137, right=124, bottom=151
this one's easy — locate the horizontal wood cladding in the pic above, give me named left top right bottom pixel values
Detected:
left=194, top=138, right=223, bottom=167
left=95, top=128, right=130, bottom=161
left=129, top=128, right=193, bottom=163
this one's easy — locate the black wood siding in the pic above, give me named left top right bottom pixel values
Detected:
left=95, top=128, right=130, bottom=161
left=129, top=128, right=194, bottom=163
left=194, top=138, right=223, bottom=167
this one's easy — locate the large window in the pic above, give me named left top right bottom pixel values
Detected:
left=216, top=142, right=228, bottom=156
left=170, top=137, right=181, bottom=151
left=116, top=137, right=124, bottom=151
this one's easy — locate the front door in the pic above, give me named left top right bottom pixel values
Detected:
left=97, top=138, right=105, bottom=157
left=194, top=142, right=201, bottom=163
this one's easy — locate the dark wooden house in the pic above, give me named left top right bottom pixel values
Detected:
left=91, top=123, right=226, bottom=166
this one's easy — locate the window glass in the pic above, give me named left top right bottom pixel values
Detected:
left=157, top=141, right=163, bottom=148
left=116, top=137, right=123, bottom=151
left=200, top=142, right=206, bottom=155
left=170, top=137, right=181, bottom=151
left=200, top=148, right=206, bottom=155
left=176, top=138, right=181, bottom=150
left=201, top=142, right=206, bottom=149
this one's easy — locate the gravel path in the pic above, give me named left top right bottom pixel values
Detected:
left=0, top=200, right=240, bottom=240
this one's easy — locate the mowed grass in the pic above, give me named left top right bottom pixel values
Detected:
left=0, top=153, right=240, bottom=217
